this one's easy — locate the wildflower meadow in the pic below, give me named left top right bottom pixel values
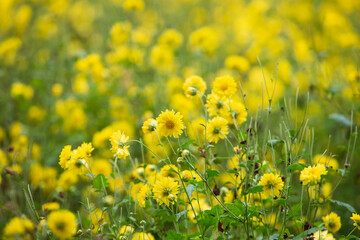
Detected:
left=1, top=0, right=360, bottom=239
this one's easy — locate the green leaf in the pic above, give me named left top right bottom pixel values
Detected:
left=225, top=200, right=245, bottom=216
left=180, top=139, right=195, bottom=149
left=246, top=185, right=264, bottom=194
left=227, top=169, right=238, bottom=174
left=206, top=169, right=220, bottom=178
left=185, top=184, right=195, bottom=199
left=92, top=174, right=109, bottom=191
left=270, top=233, right=279, bottom=240
left=275, top=198, right=287, bottom=206
left=330, top=199, right=356, bottom=213
left=289, top=163, right=307, bottom=171
left=166, top=230, right=184, bottom=240
left=176, top=210, right=189, bottom=222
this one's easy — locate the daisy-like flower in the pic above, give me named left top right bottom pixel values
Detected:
left=42, top=202, right=60, bottom=213
left=227, top=100, right=247, bottom=125
left=183, top=75, right=207, bottom=97
left=156, top=110, right=184, bottom=138
left=131, top=232, right=155, bottom=240
left=118, top=225, right=134, bottom=238
left=109, top=130, right=130, bottom=159
left=258, top=172, right=284, bottom=198
left=47, top=210, right=77, bottom=240
left=75, top=142, right=94, bottom=160
left=350, top=213, right=360, bottom=230
left=160, top=164, right=179, bottom=179
left=212, top=76, right=237, bottom=97
left=142, top=118, right=157, bottom=134
left=205, top=93, right=229, bottom=117
left=59, top=145, right=72, bottom=169
left=153, top=176, right=179, bottom=206
left=137, top=184, right=152, bottom=208
left=300, top=164, right=327, bottom=185
left=206, top=117, right=229, bottom=143
left=181, top=170, right=193, bottom=182
left=322, top=212, right=341, bottom=233
left=312, top=230, right=335, bottom=240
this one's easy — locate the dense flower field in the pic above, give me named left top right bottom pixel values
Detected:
left=1, top=0, right=360, bottom=239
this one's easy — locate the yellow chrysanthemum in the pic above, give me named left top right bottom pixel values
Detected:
left=153, top=177, right=179, bottom=206
left=131, top=232, right=155, bottom=240
left=183, top=75, right=207, bottom=97
left=313, top=230, right=335, bottom=240
left=205, top=93, right=229, bottom=117
left=3, top=216, right=34, bottom=239
left=212, top=76, right=237, bottom=97
left=109, top=130, right=130, bottom=159
left=160, top=164, right=179, bottom=179
left=322, top=212, right=341, bottom=233
left=142, top=118, right=157, bottom=134
left=137, top=184, right=152, bottom=208
left=156, top=110, right=184, bottom=138
left=300, top=164, right=327, bottom=185
left=258, top=173, right=284, bottom=198
left=59, top=145, right=72, bottom=169
left=350, top=213, right=360, bottom=230
left=118, top=225, right=134, bottom=238
left=42, top=202, right=60, bottom=213
left=48, top=210, right=77, bottom=239
left=206, top=117, right=229, bottom=143
left=227, top=100, right=247, bottom=125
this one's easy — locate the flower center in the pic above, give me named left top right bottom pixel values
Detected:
left=220, top=83, right=228, bottom=91
left=165, top=120, right=175, bottom=129
left=56, top=222, right=65, bottom=231
left=213, top=127, right=221, bottom=134
left=164, top=188, right=172, bottom=196
left=216, top=101, right=223, bottom=109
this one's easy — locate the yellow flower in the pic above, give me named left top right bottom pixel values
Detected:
left=160, top=164, right=179, bottom=179
left=227, top=100, right=247, bottom=125
left=225, top=55, right=250, bottom=73
left=3, top=216, right=34, bottom=239
left=118, top=225, right=134, bottom=238
left=89, top=208, right=109, bottom=234
left=258, top=173, right=284, bottom=198
left=322, top=212, right=341, bottom=233
left=150, top=45, right=174, bottom=72
left=212, top=76, right=237, bottom=97
left=52, top=83, right=63, bottom=97
left=58, top=170, right=78, bottom=191
left=123, top=0, right=144, bottom=11
left=181, top=170, right=193, bottom=182
left=313, top=230, right=335, bottom=240
left=313, top=154, right=339, bottom=170
left=153, top=177, right=179, bottom=206
left=205, top=93, right=229, bottom=117
left=350, top=213, right=360, bottom=230
left=158, top=29, right=183, bottom=49
left=109, top=131, right=130, bottom=159
left=48, top=210, right=77, bottom=239
left=156, top=110, right=184, bottom=138
left=59, top=145, right=73, bottom=169
left=300, top=164, right=327, bottom=185
left=131, top=232, right=155, bottom=240
left=42, top=202, right=60, bottom=213
left=138, top=184, right=152, bottom=208
left=183, top=75, right=207, bottom=97
left=142, top=118, right=157, bottom=134
left=206, top=117, right=229, bottom=143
